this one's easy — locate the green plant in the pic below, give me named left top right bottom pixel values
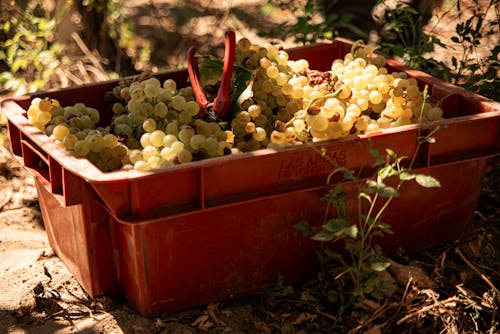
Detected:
left=0, top=0, right=149, bottom=93
left=258, top=0, right=356, bottom=44
left=0, top=2, right=68, bottom=92
left=296, top=87, right=441, bottom=306
left=378, top=0, right=499, bottom=101
left=79, top=0, right=151, bottom=73
left=449, top=0, right=500, bottom=100
left=377, top=2, right=452, bottom=81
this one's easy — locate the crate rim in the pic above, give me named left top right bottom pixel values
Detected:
left=3, top=94, right=499, bottom=184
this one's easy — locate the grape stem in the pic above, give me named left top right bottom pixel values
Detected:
left=350, top=39, right=366, bottom=58
left=285, top=90, right=341, bottom=127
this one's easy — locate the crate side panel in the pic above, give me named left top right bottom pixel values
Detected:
left=113, top=190, right=325, bottom=315
left=33, top=171, right=119, bottom=297
left=110, top=156, right=488, bottom=315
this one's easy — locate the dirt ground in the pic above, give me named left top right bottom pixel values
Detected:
left=0, top=1, right=499, bottom=333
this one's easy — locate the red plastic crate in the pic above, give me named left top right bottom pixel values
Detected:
left=109, top=156, right=488, bottom=315
left=2, top=38, right=499, bottom=315
left=32, top=166, right=119, bottom=297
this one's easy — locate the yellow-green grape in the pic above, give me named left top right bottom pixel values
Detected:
left=38, top=98, right=53, bottom=113
left=114, top=123, right=133, bottom=138
left=292, top=119, right=306, bottom=133
left=63, top=134, right=78, bottom=150
left=426, top=107, right=443, bottom=121
left=140, top=133, right=152, bottom=148
left=190, top=134, right=206, bottom=150
left=150, top=130, right=166, bottom=147
left=178, top=127, right=195, bottom=144
left=185, top=100, right=200, bottom=117
left=142, top=146, right=158, bottom=160
left=355, top=115, right=371, bottom=132
left=270, top=130, right=286, bottom=144
left=325, top=122, right=344, bottom=139
left=129, top=149, right=143, bottom=164
left=160, top=147, right=174, bottom=160
left=154, top=102, right=168, bottom=118
left=377, top=117, right=391, bottom=129
left=165, top=122, right=179, bottom=136
left=134, top=160, right=150, bottom=172
left=369, top=90, right=383, bottom=104
left=252, top=127, right=267, bottom=141
left=143, top=118, right=157, bottom=133
left=87, top=133, right=105, bottom=153
left=162, top=134, right=177, bottom=147
left=131, top=87, right=145, bottom=102
left=266, top=65, right=279, bottom=79
left=73, top=140, right=90, bottom=158
left=245, top=122, right=256, bottom=134
left=147, top=155, right=162, bottom=169
left=171, top=140, right=185, bottom=154
left=178, top=149, right=193, bottom=163
left=248, top=104, right=262, bottom=118
left=204, top=137, right=220, bottom=157
left=36, top=111, right=52, bottom=126
left=53, top=124, right=70, bottom=141
left=237, top=37, right=252, bottom=52
left=171, top=95, right=187, bottom=111
left=365, top=122, right=380, bottom=133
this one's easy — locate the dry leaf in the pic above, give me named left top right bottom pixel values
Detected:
left=191, top=314, right=212, bottom=330
left=388, top=259, right=434, bottom=288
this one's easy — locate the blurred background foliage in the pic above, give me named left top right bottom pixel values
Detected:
left=0, top=0, right=498, bottom=100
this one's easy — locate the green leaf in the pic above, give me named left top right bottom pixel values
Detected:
left=385, top=148, right=396, bottom=158
left=3, top=21, right=10, bottom=32
left=229, top=67, right=254, bottom=118
left=312, top=230, right=335, bottom=242
left=369, top=148, right=380, bottom=159
left=11, top=58, right=28, bottom=73
left=399, top=171, right=416, bottom=181
left=342, top=168, right=356, bottom=180
left=370, top=261, right=391, bottom=272
left=423, top=136, right=436, bottom=143
left=358, top=192, right=372, bottom=203
left=378, top=165, right=396, bottom=180
left=198, top=55, right=223, bottom=85
left=364, top=180, right=399, bottom=198
left=323, top=218, right=349, bottom=232
left=415, top=174, right=441, bottom=188
left=327, top=167, right=354, bottom=184
left=294, top=221, right=314, bottom=236
left=37, top=18, right=56, bottom=32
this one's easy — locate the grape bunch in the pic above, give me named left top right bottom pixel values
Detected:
left=27, top=97, right=128, bottom=172
left=107, top=77, right=233, bottom=172
left=224, top=39, right=443, bottom=150
left=26, top=37, right=444, bottom=173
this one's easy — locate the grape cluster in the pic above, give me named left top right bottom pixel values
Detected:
left=26, top=38, right=443, bottom=172
left=108, top=77, right=232, bottom=171
left=27, top=97, right=128, bottom=171
left=228, top=39, right=443, bottom=149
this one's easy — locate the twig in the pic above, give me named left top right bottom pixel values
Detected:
left=285, top=299, right=337, bottom=322
left=455, top=248, right=500, bottom=299
left=54, top=67, right=70, bottom=88
left=71, top=32, right=108, bottom=75
left=85, top=65, right=110, bottom=82
left=61, top=68, right=84, bottom=85
left=397, top=296, right=460, bottom=324
left=76, top=61, right=92, bottom=83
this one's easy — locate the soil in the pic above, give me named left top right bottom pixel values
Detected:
left=0, top=1, right=499, bottom=333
